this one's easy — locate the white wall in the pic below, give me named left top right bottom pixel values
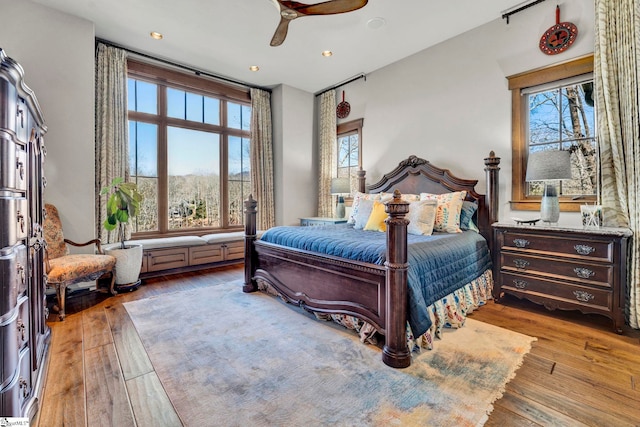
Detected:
left=336, top=0, right=593, bottom=227
left=0, top=0, right=95, bottom=248
left=272, top=84, right=315, bottom=225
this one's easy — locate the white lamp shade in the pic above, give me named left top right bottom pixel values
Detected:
left=525, top=150, right=572, bottom=181
left=330, top=177, right=350, bottom=195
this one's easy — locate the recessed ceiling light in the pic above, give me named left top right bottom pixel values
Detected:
left=249, top=65, right=260, bottom=72
left=150, top=31, right=163, bottom=40
left=321, top=51, right=333, bottom=57
left=367, top=17, right=386, bottom=30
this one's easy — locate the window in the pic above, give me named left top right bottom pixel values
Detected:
left=127, top=60, right=251, bottom=237
left=508, top=55, right=596, bottom=211
left=336, top=118, right=363, bottom=183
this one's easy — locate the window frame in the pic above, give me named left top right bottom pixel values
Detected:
left=336, top=118, right=363, bottom=173
left=127, top=59, right=251, bottom=238
left=508, top=54, right=595, bottom=212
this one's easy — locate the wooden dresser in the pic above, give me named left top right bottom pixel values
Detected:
left=493, top=223, right=632, bottom=333
left=0, top=49, right=50, bottom=419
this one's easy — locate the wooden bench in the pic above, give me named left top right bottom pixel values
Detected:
left=107, top=231, right=247, bottom=279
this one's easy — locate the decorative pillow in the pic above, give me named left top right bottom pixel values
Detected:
left=406, top=200, right=438, bottom=236
left=419, top=191, right=467, bottom=233
left=364, top=201, right=388, bottom=232
left=460, top=200, right=479, bottom=232
left=380, top=192, right=420, bottom=203
left=347, top=192, right=381, bottom=224
left=353, top=199, right=375, bottom=229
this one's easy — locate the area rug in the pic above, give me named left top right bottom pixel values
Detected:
left=124, top=282, right=535, bottom=427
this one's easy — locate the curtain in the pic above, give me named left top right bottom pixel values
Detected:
left=318, top=90, right=337, bottom=217
left=250, top=88, right=275, bottom=230
left=594, top=0, right=640, bottom=328
left=95, top=43, right=129, bottom=244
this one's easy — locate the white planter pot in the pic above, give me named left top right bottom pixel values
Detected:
left=105, top=243, right=143, bottom=285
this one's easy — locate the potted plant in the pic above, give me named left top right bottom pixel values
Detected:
left=101, top=177, right=144, bottom=291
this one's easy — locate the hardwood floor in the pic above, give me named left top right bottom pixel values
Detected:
left=35, top=265, right=640, bottom=426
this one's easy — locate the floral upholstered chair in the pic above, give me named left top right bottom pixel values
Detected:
left=43, top=204, right=116, bottom=320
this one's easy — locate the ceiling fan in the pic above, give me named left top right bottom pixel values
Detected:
left=269, top=0, right=368, bottom=47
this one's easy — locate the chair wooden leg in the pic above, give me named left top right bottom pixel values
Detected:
left=56, top=283, right=67, bottom=321
left=109, top=273, right=117, bottom=296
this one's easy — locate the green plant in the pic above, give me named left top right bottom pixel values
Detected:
left=101, top=177, right=143, bottom=249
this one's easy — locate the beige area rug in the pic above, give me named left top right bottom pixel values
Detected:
left=124, top=282, right=536, bottom=427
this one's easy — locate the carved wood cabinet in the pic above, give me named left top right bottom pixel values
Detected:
left=493, top=223, right=632, bottom=333
left=0, top=49, right=50, bottom=419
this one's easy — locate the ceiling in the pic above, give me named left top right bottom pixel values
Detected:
left=34, top=0, right=522, bottom=93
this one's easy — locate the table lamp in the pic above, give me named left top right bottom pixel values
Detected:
left=330, top=178, right=350, bottom=219
left=525, top=150, right=572, bottom=224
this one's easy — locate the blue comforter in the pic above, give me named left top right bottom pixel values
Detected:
left=260, top=224, right=492, bottom=337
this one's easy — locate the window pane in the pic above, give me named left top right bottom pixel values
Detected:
left=128, top=80, right=157, bottom=114
left=167, top=88, right=185, bottom=119
left=167, top=127, right=220, bottom=230
left=227, top=102, right=251, bottom=130
left=527, top=80, right=596, bottom=198
left=228, top=136, right=250, bottom=225
left=204, top=96, right=220, bottom=125
left=129, top=121, right=159, bottom=232
left=129, top=121, right=158, bottom=177
left=337, top=133, right=359, bottom=179
left=186, top=92, right=203, bottom=122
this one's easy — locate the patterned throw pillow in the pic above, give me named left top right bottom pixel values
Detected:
left=460, top=200, right=479, bottom=232
left=347, top=192, right=381, bottom=225
left=363, top=201, right=388, bottom=232
left=406, top=200, right=438, bottom=236
left=419, top=191, right=467, bottom=233
left=379, top=192, right=421, bottom=203
left=353, top=199, right=375, bottom=229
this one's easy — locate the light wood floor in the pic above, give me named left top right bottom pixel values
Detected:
left=35, top=265, right=640, bottom=426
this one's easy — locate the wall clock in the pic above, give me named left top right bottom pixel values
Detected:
left=539, top=6, right=577, bottom=55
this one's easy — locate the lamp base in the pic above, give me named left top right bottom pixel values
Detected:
left=335, top=196, right=345, bottom=219
left=540, top=184, right=560, bottom=224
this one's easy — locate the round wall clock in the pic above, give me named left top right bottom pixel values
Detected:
left=539, top=6, right=578, bottom=55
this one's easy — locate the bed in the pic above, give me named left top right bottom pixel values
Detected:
left=243, top=152, right=501, bottom=368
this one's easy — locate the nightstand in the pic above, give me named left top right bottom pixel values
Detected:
left=299, top=217, right=347, bottom=226
left=492, top=222, right=632, bottom=333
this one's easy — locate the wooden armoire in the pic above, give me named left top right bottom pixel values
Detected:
left=0, top=48, right=50, bottom=419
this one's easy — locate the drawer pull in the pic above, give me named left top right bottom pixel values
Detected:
left=16, top=158, right=24, bottom=180
left=573, top=290, right=595, bottom=302
left=17, top=263, right=25, bottom=284
left=513, top=238, right=530, bottom=248
left=513, top=259, right=530, bottom=270
left=17, top=211, right=25, bottom=232
left=17, top=319, right=26, bottom=341
left=574, top=244, right=595, bottom=255
left=513, top=279, right=528, bottom=289
left=574, top=267, right=595, bottom=279
left=17, top=108, right=24, bottom=128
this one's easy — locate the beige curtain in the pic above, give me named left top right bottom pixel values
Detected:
left=595, top=0, right=640, bottom=328
left=318, top=90, right=337, bottom=217
left=95, top=43, right=129, bottom=244
left=250, top=88, right=275, bottom=230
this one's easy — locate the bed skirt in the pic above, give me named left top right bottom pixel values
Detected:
left=256, top=268, right=493, bottom=354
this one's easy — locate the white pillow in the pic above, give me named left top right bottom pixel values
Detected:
left=353, top=199, right=375, bottom=229
left=407, top=200, right=437, bottom=236
left=420, top=191, right=467, bottom=233
left=347, top=192, right=381, bottom=224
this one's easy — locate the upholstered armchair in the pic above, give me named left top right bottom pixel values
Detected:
left=43, top=204, right=116, bottom=320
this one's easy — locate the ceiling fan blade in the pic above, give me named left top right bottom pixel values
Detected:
left=270, top=17, right=292, bottom=46
left=293, top=0, right=368, bottom=15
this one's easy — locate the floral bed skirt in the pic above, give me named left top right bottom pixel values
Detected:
left=256, top=268, right=493, bottom=354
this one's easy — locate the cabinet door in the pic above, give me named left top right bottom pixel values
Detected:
left=147, top=247, right=189, bottom=272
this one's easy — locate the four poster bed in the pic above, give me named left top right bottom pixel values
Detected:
left=243, top=152, right=500, bottom=368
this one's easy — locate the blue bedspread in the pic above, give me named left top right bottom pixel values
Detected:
left=260, top=224, right=492, bottom=337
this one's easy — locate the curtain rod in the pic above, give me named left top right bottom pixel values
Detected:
left=95, top=38, right=272, bottom=93
left=314, top=73, right=366, bottom=96
left=501, top=0, right=547, bottom=24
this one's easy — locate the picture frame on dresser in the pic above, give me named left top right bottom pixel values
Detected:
left=492, top=222, right=632, bottom=333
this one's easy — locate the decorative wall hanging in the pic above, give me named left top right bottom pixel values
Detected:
left=336, top=91, right=351, bottom=119
left=539, top=5, right=577, bottom=55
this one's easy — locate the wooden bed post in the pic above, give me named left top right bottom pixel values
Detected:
left=484, top=151, right=501, bottom=252
left=356, top=169, right=366, bottom=193
left=243, top=195, right=258, bottom=293
left=382, top=190, right=411, bottom=368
